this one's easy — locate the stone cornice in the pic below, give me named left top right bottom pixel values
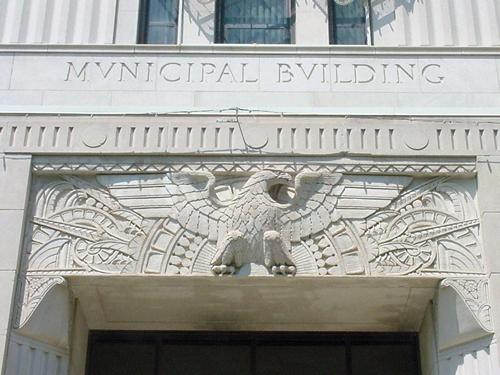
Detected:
left=1, top=44, right=500, bottom=56
left=0, top=115, right=498, bottom=158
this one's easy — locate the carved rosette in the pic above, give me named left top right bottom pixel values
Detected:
left=441, top=278, right=494, bottom=333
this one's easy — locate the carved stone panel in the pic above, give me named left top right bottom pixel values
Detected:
left=16, top=170, right=485, bottom=327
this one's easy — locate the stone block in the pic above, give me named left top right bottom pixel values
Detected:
left=0, top=56, right=13, bottom=90
left=487, top=274, right=500, bottom=366
left=295, top=0, right=329, bottom=45
left=0, top=90, right=43, bottom=107
left=0, top=50, right=499, bottom=114
left=436, top=286, right=492, bottom=351
left=419, top=305, right=439, bottom=375
left=480, top=212, right=500, bottom=273
left=111, top=91, right=195, bottom=108
left=0, top=210, right=27, bottom=271
left=119, top=0, right=140, bottom=12
left=182, top=0, right=216, bottom=44
left=0, top=155, right=31, bottom=210
left=489, top=275, right=500, bottom=332
left=114, top=10, right=140, bottom=44
left=477, top=156, right=500, bottom=212
left=0, top=271, right=16, bottom=332
left=43, top=91, right=112, bottom=107
left=0, top=333, right=7, bottom=375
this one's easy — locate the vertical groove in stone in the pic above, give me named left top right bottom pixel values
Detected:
left=215, top=127, right=220, bottom=148
left=229, top=127, right=234, bottom=149
left=470, top=0, right=482, bottom=46
left=129, top=126, right=136, bottom=147
left=8, top=0, right=26, bottom=42
left=18, top=0, right=31, bottom=43
left=157, top=127, right=164, bottom=148
left=42, top=0, right=55, bottom=42
left=401, top=5, right=411, bottom=46
left=89, top=0, right=101, bottom=44
left=171, top=127, right=178, bottom=148
left=0, top=1, right=8, bottom=42
left=446, top=0, right=458, bottom=46
left=425, top=0, right=437, bottom=46
left=493, top=0, right=500, bottom=45
left=72, top=0, right=88, bottom=43
left=65, top=0, right=77, bottom=43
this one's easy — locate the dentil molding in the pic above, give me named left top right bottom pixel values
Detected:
left=0, top=116, right=500, bottom=157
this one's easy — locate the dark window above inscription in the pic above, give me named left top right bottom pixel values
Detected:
left=139, top=0, right=179, bottom=44
left=329, top=0, right=370, bottom=45
left=216, top=0, right=294, bottom=44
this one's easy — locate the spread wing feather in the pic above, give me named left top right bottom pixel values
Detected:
left=98, top=172, right=231, bottom=241
left=280, top=173, right=343, bottom=242
left=164, top=171, right=233, bottom=241
left=280, top=173, right=412, bottom=243
left=334, top=175, right=412, bottom=219
left=96, top=174, right=173, bottom=218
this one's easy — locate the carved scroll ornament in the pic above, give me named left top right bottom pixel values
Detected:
left=16, top=170, right=485, bottom=327
left=441, top=278, right=494, bottom=333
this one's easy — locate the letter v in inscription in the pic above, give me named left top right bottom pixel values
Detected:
left=95, top=62, right=116, bottom=79
left=296, top=63, right=318, bottom=80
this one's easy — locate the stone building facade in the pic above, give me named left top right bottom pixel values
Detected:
left=0, top=0, right=500, bottom=374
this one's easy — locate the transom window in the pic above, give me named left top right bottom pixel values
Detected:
left=329, top=0, right=370, bottom=45
left=216, top=0, right=294, bottom=44
left=139, top=0, right=179, bottom=44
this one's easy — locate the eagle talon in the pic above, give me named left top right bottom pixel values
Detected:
left=271, top=264, right=296, bottom=276
left=211, top=264, right=236, bottom=276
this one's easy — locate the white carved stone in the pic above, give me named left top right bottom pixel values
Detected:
left=16, top=169, right=486, bottom=329
left=1, top=48, right=500, bottom=115
left=5, top=333, right=68, bottom=375
left=1, top=116, right=500, bottom=159
left=441, top=278, right=494, bottom=334
left=31, top=155, right=477, bottom=175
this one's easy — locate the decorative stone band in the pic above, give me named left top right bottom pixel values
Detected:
left=31, top=155, right=477, bottom=175
left=0, top=116, right=500, bottom=157
left=441, top=278, right=494, bottom=334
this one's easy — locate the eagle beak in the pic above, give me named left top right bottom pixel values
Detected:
left=276, top=173, right=293, bottom=186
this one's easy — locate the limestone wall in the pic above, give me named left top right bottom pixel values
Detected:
left=1, top=0, right=500, bottom=46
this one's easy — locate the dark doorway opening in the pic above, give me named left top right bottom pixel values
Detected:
left=86, top=331, right=421, bottom=375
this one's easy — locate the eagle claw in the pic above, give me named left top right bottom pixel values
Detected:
left=212, top=264, right=236, bottom=276
left=271, top=264, right=296, bottom=276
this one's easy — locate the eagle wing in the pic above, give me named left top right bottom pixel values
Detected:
left=280, top=173, right=412, bottom=242
left=163, top=171, right=233, bottom=241
left=98, top=171, right=233, bottom=241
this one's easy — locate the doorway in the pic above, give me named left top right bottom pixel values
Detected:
left=86, top=331, right=420, bottom=375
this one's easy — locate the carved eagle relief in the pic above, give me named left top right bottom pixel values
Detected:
left=162, top=170, right=410, bottom=275
left=21, top=170, right=485, bottom=330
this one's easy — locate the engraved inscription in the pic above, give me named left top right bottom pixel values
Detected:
left=64, top=59, right=445, bottom=87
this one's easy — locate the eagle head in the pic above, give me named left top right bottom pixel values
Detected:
left=245, top=170, right=294, bottom=203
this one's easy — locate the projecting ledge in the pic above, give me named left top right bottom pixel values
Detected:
left=67, top=275, right=439, bottom=333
